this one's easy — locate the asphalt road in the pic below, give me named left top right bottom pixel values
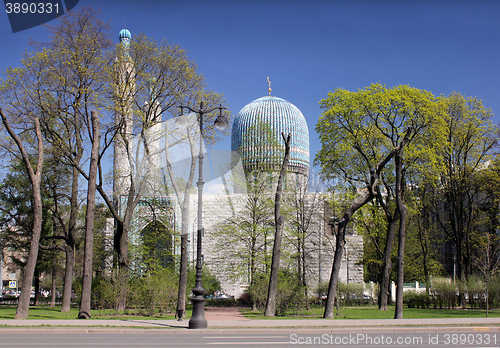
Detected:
left=0, top=329, right=499, bottom=348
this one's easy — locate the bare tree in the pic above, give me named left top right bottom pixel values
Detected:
left=265, top=133, right=291, bottom=317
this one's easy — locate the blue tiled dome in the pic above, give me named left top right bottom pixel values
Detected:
left=231, top=96, right=310, bottom=176
left=119, top=29, right=131, bottom=43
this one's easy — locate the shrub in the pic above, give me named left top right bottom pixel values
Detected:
left=246, top=270, right=308, bottom=316
left=488, top=275, right=500, bottom=309
left=467, top=274, right=486, bottom=309
left=338, top=282, right=365, bottom=306
left=205, top=298, right=239, bottom=307
left=127, top=268, right=178, bottom=315
left=403, top=290, right=429, bottom=308
left=91, top=275, right=120, bottom=311
left=429, top=277, right=457, bottom=309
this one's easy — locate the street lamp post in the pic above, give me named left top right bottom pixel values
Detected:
left=176, top=102, right=228, bottom=329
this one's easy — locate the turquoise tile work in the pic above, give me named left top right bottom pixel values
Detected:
left=231, top=96, right=310, bottom=176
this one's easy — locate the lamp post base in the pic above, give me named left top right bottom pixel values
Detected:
left=188, top=295, right=207, bottom=329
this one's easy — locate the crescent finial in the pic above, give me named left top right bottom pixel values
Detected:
left=267, top=76, right=272, bottom=96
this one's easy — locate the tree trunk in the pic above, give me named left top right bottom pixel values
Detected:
left=379, top=208, right=399, bottom=310
left=78, top=111, right=100, bottom=319
left=176, top=198, right=191, bottom=319
left=176, top=232, right=188, bottom=319
left=324, top=221, right=348, bottom=318
left=0, top=110, right=45, bottom=320
left=14, top=169, right=42, bottom=319
left=51, top=264, right=57, bottom=307
left=61, top=165, right=80, bottom=312
left=265, top=216, right=284, bottom=317
left=61, top=244, right=74, bottom=312
left=394, top=152, right=407, bottom=319
left=265, top=133, right=291, bottom=317
left=33, top=268, right=40, bottom=306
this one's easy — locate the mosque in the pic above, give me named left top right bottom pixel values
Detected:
left=110, top=29, right=364, bottom=298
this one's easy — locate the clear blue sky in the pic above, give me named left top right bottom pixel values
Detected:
left=1, top=0, right=499, bottom=171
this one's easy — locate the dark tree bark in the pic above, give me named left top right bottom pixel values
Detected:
left=378, top=207, right=399, bottom=310
left=78, top=111, right=100, bottom=319
left=114, top=217, right=130, bottom=312
left=1, top=108, right=44, bottom=320
left=394, top=151, right=407, bottom=319
left=265, top=133, right=291, bottom=317
left=33, top=268, right=40, bottom=306
left=60, top=163, right=81, bottom=312
left=50, top=264, right=57, bottom=307
left=176, top=233, right=188, bottom=318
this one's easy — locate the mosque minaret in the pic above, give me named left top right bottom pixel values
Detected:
left=113, top=29, right=134, bottom=205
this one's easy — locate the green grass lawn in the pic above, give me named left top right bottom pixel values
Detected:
left=241, top=305, right=500, bottom=320
left=0, top=304, right=498, bottom=320
left=0, top=305, right=185, bottom=320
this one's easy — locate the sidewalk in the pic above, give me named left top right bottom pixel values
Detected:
left=0, top=306, right=499, bottom=332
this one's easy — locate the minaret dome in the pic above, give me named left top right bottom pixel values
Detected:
left=119, top=29, right=132, bottom=43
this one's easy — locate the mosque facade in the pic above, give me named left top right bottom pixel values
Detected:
left=110, top=29, right=364, bottom=298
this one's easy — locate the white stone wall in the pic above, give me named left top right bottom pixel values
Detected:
left=194, top=192, right=364, bottom=298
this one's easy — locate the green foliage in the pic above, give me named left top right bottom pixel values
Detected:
left=246, top=270, right=308, bottom=316
left=315, top=83, right=444, bottom=189
left=429, top=277, right=458, bottom=309
left=358, top=200, right=393, bottom=283
left=465, top=274, right=487, bottom=309
left=204, top=298, right=240, bottom=307
left=403, top=290, right=429, bottom=309
left=337, top=282, right=367, bottom=306
left=76, top=268, right=182, bottom=315
left=424, top=93, right=498, bottom=280
left=90, top=275, right=121, bottom=311
left=127, top=268, right=178, bottom=315
left=316, top=281, right=330, bottom=300
left=186, top=266, right=221, bottom=300
left=488, top=276, right=500, bottom=309
left=139, top=220, right=174, bottom=272
left=0, top=157, right=68, bottom=277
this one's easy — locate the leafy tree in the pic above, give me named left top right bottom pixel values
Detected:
left=316, top=83, right=443, bottom=319
left=16, top=7, right=113, bottom=313
left=404, top=180, right=445, bottom=287
left=426, top=93, right=497, bottom=281
left=0, top=154, right=74, bottom=309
